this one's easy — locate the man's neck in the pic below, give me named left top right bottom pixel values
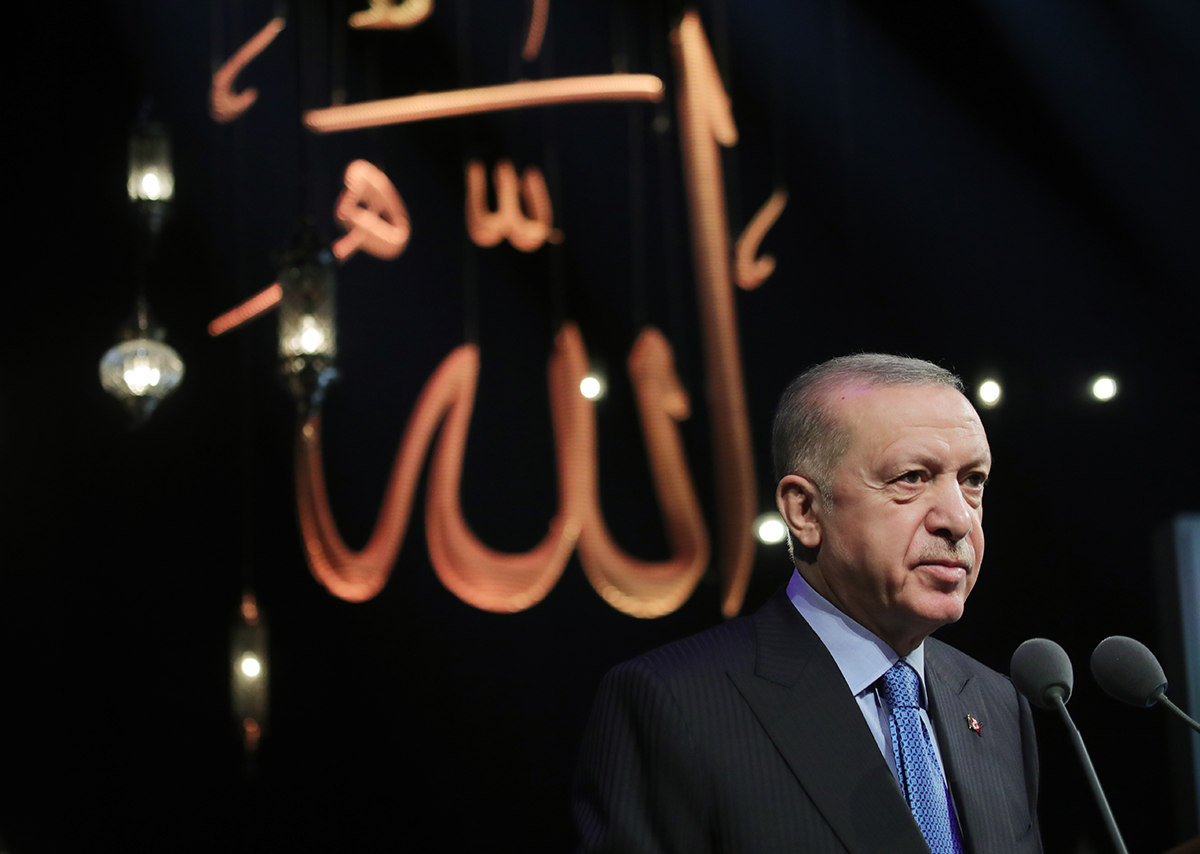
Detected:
left=795, top=562, right=929, bottom=657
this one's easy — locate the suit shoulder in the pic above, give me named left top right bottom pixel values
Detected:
left=610, top=613, right=757, bottom=687
left=926, top=637, right=1019, bottom=695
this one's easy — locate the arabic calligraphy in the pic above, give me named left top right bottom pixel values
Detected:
left=671, top=8, right=756, bottom=618
left=208, top=283, right=282, bottom=337
left=424, top=326, right=587, bottom=612
left=332, top=160, right=412, bottom=262
left=210, top=17, right=286, bottom=124
left=210, top=7, right=778, bottom=618
left=295, top=322, right=713, bottom=617
left=522, top=0, right=550, bottom=62
left=575, top=327, right=709, bottom=618
left=348, top=0, right=432, bottom=30
left=735, top=188, right=788, bottom=291
left=296, top=344, right=471, bottom=603
left=465, top=159, right=562, bottom=252
left=303, top=75, right=663, bottom=133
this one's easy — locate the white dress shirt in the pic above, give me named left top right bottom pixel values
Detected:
left=785, top=568, right=952, bottom=787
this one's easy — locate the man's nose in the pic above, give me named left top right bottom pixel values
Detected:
left=925, top=479, right=974, bottom=542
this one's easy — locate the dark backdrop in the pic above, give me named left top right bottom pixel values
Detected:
left=4, top=0, right=1199, bottom=852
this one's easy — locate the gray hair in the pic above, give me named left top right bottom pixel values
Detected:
left=771, top=353, right=966, bottom=498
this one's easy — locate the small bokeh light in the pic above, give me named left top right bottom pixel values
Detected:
left=240, top=654, right=262, bottom=679
left=243, top=717, right=261, bottom=751
left=755, top=512, right=788, bottom=545
left=580, top=373, right=606, bottom=400
left=241, top=593, right=259, bottom=624
left=977, top=379, right=1002, bottom=408
left=141, top=172, right=163, bottom=200
left=1090, top=375, right=1118, bottom=401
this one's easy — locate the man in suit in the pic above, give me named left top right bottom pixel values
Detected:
left=573, top=354, right=1041, bottom=853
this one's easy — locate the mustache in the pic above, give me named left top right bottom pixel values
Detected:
left=915, top=546, right=974, bottom=570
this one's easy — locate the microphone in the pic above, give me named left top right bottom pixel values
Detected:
left=1011, top=638, right=1129, bottom=854
left=1091, top=636, right=1200, bottom=733
left=1011, top=637, right=1073, bottom=708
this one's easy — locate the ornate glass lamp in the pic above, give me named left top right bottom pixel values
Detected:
left=127, top=119, right=174, bottom=236
left=231, top=591, right=269, bottom=754
left=99, top=302, right=185, bottom=424
left=275, top=228, right=339, bottom=412
left=101, top=109, right=184, bottom=424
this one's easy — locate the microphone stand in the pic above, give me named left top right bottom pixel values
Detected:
left=1154, top=691, right=1200, bottom=734
left=1052, top=695, right=1130, bottom=854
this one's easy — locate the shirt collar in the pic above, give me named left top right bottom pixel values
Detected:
left=786, top=567, right=927, bottom=704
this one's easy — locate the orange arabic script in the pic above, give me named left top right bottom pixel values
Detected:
left=208, top=159, right=407, bottom=336
left=296, top=331, right=587, bottom=609
left=424, top=326, right=588, bottom=612
left=349, top=0, right=432, bottom=30
left=521, top=0, right=549, bottom=62
left=333, top=160, right=412, bottom=262
left=296, top=323, right=712, bottom=617
left=465, top=159, right=562, bottom=252
left=208, top=283, right=283, bottom=337
left=574, top=327, right=710, bottom=618
left=304, top=75, right=663, bottom=133
left=210, top=17, right=286, bottom=124
left=296, top=346, right=473, bottom=603
left=735, top=188, right=788, bottom=291
left=672, top=9, right=756, bottom=618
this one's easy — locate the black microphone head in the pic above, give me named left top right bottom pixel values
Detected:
left=1011, top=638, right=1074, bottom=709
left=1091, top=635, right=1168, bottom=708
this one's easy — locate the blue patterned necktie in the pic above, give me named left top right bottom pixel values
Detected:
left=881, top=660, right=964, bottom=854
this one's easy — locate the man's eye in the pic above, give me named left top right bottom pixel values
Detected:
left=897, top=471, right=923, bottom=484
left=964, top=473, right=989, bottom=488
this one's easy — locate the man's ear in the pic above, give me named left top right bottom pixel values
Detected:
left=776, top=474, right=824, bottom=550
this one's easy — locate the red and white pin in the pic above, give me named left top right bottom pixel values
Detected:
left=965, top=714, right=982, bottom=735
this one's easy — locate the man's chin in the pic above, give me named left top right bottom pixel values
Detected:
left=923, top=599, right=967, bottom=629
left=907, top=590, right=968, bottom=633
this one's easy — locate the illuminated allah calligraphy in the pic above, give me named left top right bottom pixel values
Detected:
left=210, top=17, right=286, bottom=124
left=210, top=6, right=779, bottom=618
left=333, top=160, right=412, bottom=262
left=295, top=323, right=709, bottom=615
left=348, top=0, right=432, bottom=30
left=735, top=188, right=788, bottom=291
left=671, top=9, right=757, bottom=619
left=465, top=159, right=562, bottom=252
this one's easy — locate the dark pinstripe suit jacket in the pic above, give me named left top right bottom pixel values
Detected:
left=573, top=588, right=1042, bottom=853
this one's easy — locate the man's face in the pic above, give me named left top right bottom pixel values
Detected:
left=804, top=384, right=991, bottom=653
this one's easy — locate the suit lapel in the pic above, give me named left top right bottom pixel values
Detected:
left=926, top=641, right=1006, bottom=854
left=727, top=592, right=930, bottom=854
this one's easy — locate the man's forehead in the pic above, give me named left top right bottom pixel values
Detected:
left=817, top=380, right=878, bottom=427
left=824, top=379, right=968, bottom=408
left=827, top=382, right=987, bottom=446
left=822, top=380, right=947, bottom=414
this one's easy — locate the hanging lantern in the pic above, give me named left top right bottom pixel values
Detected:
left=99, top=303, right=185, bottom=424
left=127, top=120, right=174, bottom=235
left=103, top=105, right=183, bottom=425
left=275, top=229, right=339, bottom=411
left=231, top=591, right=269, bottom=754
